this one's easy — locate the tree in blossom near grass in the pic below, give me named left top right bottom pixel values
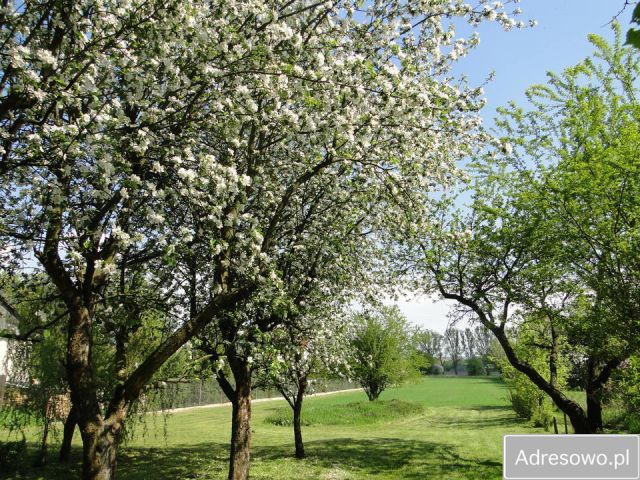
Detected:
left=0, top=0, right=528, bottom=478
left=257, top=309, right=353, bottom=460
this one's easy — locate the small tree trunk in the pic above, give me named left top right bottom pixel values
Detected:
left=365, top=382, right=382, bottom=401
left=293, top=400, right=304, bottom=459
left=59, top=404, right=77, bottom=463
left=292, top=381, right=306, bottom=459
left=228, top=361, right=252, bottom=480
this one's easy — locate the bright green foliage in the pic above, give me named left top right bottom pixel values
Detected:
left=465, top=357, right=486, bottom=376
left=430, top=25, right=640, bottom=431
left=626, top=3, right=640, bottom=49
left=498, top=23, right=640, bottom=367
left=350, top=306, right=425, bottom=401
left=615, top=356, right=640, bottom=432
left=492, top=319, right=570, bottom=430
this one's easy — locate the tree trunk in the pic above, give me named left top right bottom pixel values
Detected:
left=78, top=413, right=124, bottom=480
left=586, top=392, right=603, bottom=433
left=584, top=356, right=622, bottom=434
left=583, top=356, right=621, bottom=434
left=59, top=404, right=77, bottom=463
left=365, top=382, right=383, bottom=401
left=489, top=322, right=594, bottom=433
left=293, top=385, right=306, bottom=459
left=293, top=401, right=304, bottom=459
left=65, top=305, right=125, bottom=480
left=228, top=360, right=252, bottom=480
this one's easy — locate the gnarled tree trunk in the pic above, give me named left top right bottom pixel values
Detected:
left=75, top=403, right=126, bottom=480
left=586, top=392, right=603, bottom=433
left=79, top=422, right=118, bottom=480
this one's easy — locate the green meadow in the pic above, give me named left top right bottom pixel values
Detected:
left=2, top=377, right=546, bottom=480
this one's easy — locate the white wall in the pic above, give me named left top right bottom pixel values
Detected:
left=0, top=337, right=10, bottom=378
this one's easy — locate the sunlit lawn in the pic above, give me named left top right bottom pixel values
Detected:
left=2, top=376, right=546, bottom=480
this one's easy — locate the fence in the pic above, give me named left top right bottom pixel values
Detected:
left=148, top=378, right=358, bottom=411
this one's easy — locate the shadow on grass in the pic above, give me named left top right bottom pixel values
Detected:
left=435, top=416, right=523, bottom=429
left=435, top=375, right=504, bottom=384
left=2, top=437, right=503, bottom=480
left=263, top=437, right=502, bottom=479
left=0, top=442, right=229, bottom=480
left=472, top=405, right=512, bottom=412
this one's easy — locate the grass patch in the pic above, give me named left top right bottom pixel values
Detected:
left=265, top=399, right=424, bottom=427
left=2, top=377, right=548, bottom=479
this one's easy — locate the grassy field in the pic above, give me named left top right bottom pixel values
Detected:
left=2, top=376, right=546, bottom=480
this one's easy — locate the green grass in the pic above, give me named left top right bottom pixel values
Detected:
left=1, top=376, right=547, bottom=480
left=265, top=399, right=424, bottom=427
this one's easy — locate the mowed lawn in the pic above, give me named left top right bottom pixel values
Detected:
left=3, top=376, right=545, bottom=480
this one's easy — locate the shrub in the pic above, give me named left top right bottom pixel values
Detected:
left=626, top=413, right=640, bottom=434
left=431, top=364, right=444, bottom=375
left=265, top=399, right=424, bottom=427
left=350, top=307, right=423, bottom=401
left=614, top=356, right=640, bottom=433
left=466, top=357, right=486, bottom=376
left=507, top=381, right=553, bottom=429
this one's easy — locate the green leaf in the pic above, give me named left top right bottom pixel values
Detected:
left=625, top=28, right=640, bottom=49
left=632, top=2, right=640, bottom=23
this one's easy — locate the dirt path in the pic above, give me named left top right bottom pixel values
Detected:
left=158, top=387, right=363, bottom=414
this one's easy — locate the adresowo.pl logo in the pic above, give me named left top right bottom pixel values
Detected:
left=503, top=435, right=640, bottom=480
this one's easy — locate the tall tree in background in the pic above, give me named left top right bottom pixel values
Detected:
left=444, top=327, right=463, bottom=375
left=464, top=328, right=476, bottom=359
left=411, top=26, right=640, bottom=433
left=473, top=326, right=494, bottom=363
left=413, top=328, right=444, bottom=370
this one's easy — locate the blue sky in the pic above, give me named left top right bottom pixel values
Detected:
left=458, top=0, right=630, bottom=122
left=400, top=0, right=633, bottom=333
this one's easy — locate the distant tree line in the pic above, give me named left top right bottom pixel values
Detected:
left=413, top=325, right=493, bottom=376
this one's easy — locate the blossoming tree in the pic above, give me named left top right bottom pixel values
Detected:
left=1, top=0, right=525, bottom=478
